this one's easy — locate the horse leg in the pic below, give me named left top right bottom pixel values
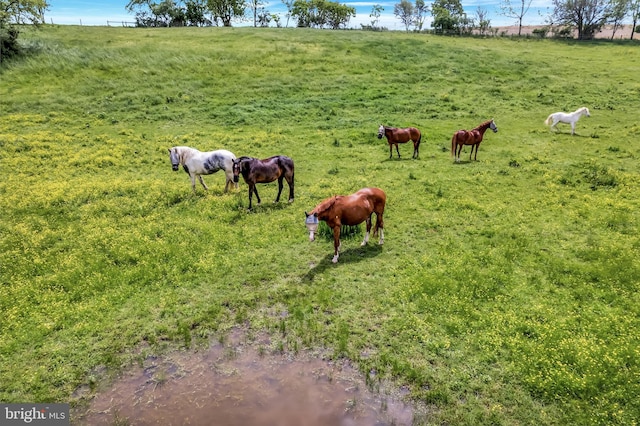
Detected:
left=395, top=144, right=401, bottom=158
left=455, top=144, right=462, bottom=163
left=225, top=170, right=236, bottom=192
left=198, top=175, right=209, bottom=191
left=374, top=212, right=384, bottom=244
left=247, top=184, right=254, bottom=210
left=389, top=144, right=393, bottom=159
left=286, top=174, right=294, bottom=203
left=571, top=122, right=576, bottom=135
left=189, top=174, right=197, bottom=192
left=253, top=185, right=261, bottom=205
left=275, top=176, right=284, bottom=203
left=361, top=216, right=372, bottom=246
left=332, top=226, right=341, bottom=263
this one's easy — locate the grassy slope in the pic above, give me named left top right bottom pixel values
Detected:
left=1, top=26, right=639, bottom=424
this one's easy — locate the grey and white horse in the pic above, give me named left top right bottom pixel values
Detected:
left=168, top=146, right=238, bottom=193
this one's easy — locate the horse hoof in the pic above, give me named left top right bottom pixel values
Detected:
left=332, top=256, right=339, bottom=264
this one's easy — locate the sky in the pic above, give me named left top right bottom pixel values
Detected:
left=45, top=0, right=552, bottom=29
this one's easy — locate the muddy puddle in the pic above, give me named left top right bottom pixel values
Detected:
left=75, top=331, right=416, bottom=425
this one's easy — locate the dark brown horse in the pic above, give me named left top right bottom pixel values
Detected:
left=232, top=155, right=294, bottom=210
left=305, top=187, right=386, bottom=263
left=451, top=119, right=498, bottom=163
left=378, top=125, right=422, bottom=159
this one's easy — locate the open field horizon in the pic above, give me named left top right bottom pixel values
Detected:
left=1, top=26, right=639, bottom=425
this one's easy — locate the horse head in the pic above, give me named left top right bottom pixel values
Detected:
left=377, top=124, right=385, bottom=139
left=168, top=147, right=181, bottom=171
left=305, top=212, right=319, bottom=241
left=582, top=108, right=591, bottom=117
left=489, top=119, right=498, bottom=133
left=232, top=156, right=251, bottom=183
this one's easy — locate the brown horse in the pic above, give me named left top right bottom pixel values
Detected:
left=232, top=155, right=294, bottom=210
left=451, top=119, right=498, bottom=163
left=378, top=125, right=422, bottom=159
left=305, top=187, right=386, bottom=263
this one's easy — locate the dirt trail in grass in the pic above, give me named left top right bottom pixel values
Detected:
left=74, top=330, right=417, bottom=425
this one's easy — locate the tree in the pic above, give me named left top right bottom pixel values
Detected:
left=1, top=0, right=47, bottom=62
left=413, top=0, right=429, bottom=31
left=185, top=0, right=211, bottom=25
left=552, top=0, right=614, bottom=40
left=631, top=0, right=640, bottom=39
left=609, top=0, right=629, bottom=38
left=430, top=0, right=464, bottom=34
left=248, top=0, right=263, bottom=26
left=291, top=0, right=353, bottom=28
left=394, top=0, right=414, bottom=31
left=475, top=6, right=491, bottom=35
left=369, top=4, right=383, bottom=29
left=500, top=0, right=533, bottom=36
left=207, top=0, right=245, bottom=26
left=126, top=0, right=186, bottom=26
left=282, top=0, right=294, bottom=27
left=324, top=1, right=355, bottom=28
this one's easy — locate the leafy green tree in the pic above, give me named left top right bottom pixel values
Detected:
left=325, top=0, right=355, bottom=28
left=500, top=0, right=533, bottom=36
left=185, top=0, right=211, bottom=26
left=207, top=0, right=245, bottom=26
left=552, top=0, right=613, bottom=39
left=394, top=0, right=414, bottom=31
left=430, top=0, right=464, bottom=34
left=291, top=0, right=353, bottom=28
left=126, top=0, right=186, bottom=26
left=1, top=0, right=47, bottom=62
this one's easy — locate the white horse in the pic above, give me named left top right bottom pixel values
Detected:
left=168, top=146, right=238, bottom=193
left=544, top=107, right=591, bottom=135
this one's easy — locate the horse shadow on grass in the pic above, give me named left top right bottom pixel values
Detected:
left=381, top=156, right=417, bottom=163
left=301, top=244, right=383, bottom=283
left=227, top=198, right=292, bottom=225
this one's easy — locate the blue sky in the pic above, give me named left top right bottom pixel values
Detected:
left=45, top=0, right=551, bottom=29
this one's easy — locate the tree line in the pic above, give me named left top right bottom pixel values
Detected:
left=2, top=0, right=639, bottom=63
left=124, top=0, right=354, bottom=29
left=388, top=0, right=640, bottom=40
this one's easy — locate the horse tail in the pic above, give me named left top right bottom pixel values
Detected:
left=544, top=115, right=553, bottom=126
left=451, top=133, right=456, bottom=157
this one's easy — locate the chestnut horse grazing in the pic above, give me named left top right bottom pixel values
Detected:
left=378, top=125, right=422, bottom=159
left=451, top=119, right=498, bottom=163
left=545, top=107, right=590, bottom=135
left=305, top=187, right=386, bottom=263
left=232, top=155, right=294, bottom=210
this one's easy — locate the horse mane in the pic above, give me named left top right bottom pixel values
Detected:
left=473, top=120, right=493, bottom=131
left=173, top=146, right=195, bottom=164
left=313, top=195, right=340, bottom=217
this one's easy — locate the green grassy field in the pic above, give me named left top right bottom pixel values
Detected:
left=1, top=25, right=639, bottom=425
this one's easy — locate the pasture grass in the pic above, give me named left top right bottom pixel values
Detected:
left=1, top=25, right=639, bottom=425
